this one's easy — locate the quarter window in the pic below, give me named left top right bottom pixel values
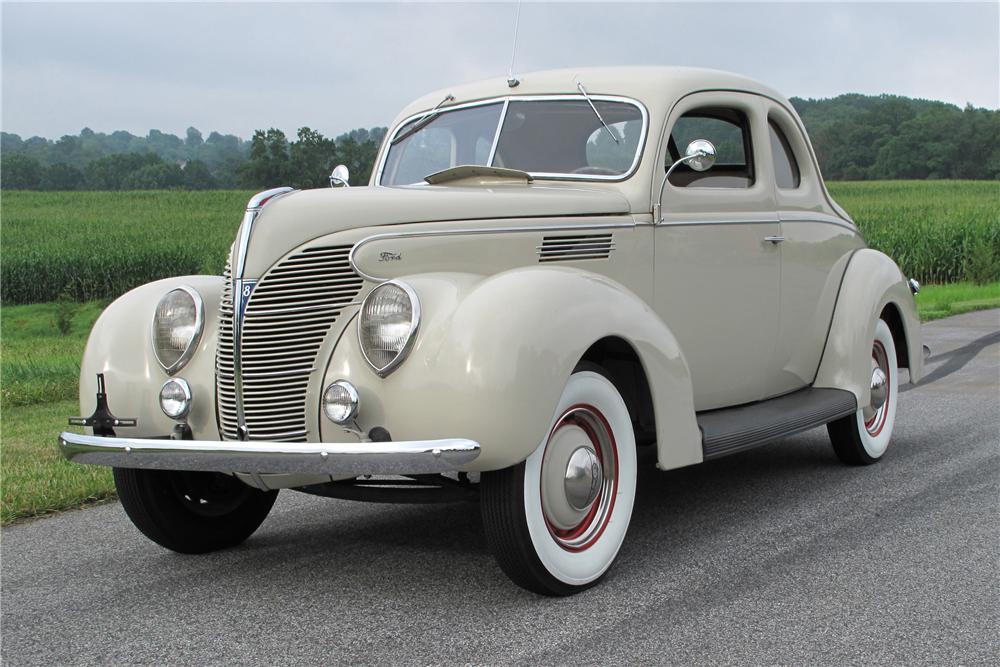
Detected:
left=768, top=120, right=801, bottom=189
left=667, top=108, right=754, bottom=188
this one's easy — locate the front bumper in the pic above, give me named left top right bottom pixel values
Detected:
left=57, top=432, right=481, bottom=476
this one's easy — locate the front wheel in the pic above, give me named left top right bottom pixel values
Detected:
left=827, top=318, right=899, bottom=465
left=114, top=468, right=278, bottom=554
left=481, top=364, right=638, bottom=596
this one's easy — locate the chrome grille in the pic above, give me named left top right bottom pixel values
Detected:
left=216, top=256, right=237, bottom=436
left=215, top=245, right=364, bottom=442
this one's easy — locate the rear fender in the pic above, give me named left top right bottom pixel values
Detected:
left=814, top=249, right=924, bottom=405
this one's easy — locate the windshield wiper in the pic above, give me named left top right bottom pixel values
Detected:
left=390, top=94, right=456, bottom=146
left=577, top=81, right=620, bottom=145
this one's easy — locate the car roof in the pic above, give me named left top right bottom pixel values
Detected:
left=393, top=66, right=790, bottom=124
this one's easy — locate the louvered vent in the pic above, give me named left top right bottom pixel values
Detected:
left=537, top=233, right=615, bottom=262
left=215, top=245, right=364, bottom=442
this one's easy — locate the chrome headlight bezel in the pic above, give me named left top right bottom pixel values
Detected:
left=159, top=377, right=193, bottom=420
left=151, top=286, right=205, bottom=374
left=357, top=280, right=420, bottom=377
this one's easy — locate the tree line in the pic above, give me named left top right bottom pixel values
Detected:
left=1, top=93, right=997, bottom=190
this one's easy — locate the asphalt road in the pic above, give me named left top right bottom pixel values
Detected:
left=2, top=310, right=998, bottom=666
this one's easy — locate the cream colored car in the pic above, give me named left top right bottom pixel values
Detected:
left=59, top=67, right=924, bottom=596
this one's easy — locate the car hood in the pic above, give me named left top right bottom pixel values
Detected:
left=242, top=183, right=631, bottom=277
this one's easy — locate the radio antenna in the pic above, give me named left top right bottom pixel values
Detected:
left=506, top=1, right=522, bottom=87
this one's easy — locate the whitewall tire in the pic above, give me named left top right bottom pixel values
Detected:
left=827, top=318, right=899, bottom=465
left=481, top=363, right=638, bottom=595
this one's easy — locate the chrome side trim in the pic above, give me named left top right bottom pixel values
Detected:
left=151, top=285, right=205, bottom=375
left=58, top=432, right=481, bottom=476
left=778, top=211, right=860, bottom=234
left=232, top=187, right=295, bottom=439
left=375, top=93, right=649, bottom=185
left=348, top=221, right=635, bottom=282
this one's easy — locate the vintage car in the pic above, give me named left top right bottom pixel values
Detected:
left=59, top=66, right=924, bottom=596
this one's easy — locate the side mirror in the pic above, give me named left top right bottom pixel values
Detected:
left=656, top=139, right=718, bottom=223
left=683, top=139, right=716, bottom=172
left=329, top=164, right=350, bottom=188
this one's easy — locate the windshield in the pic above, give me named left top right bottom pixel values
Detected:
left=378, top=97, right=645, bottom=185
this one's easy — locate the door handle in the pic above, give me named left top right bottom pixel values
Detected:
left=764, top=235, right=785, bottom=244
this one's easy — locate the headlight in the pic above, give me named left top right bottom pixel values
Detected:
left=358, top=280, right=420, bottom=377
left=152, top=287, right=204, bottom=374
left=159, top=378, right=193, bottom=420
left=322, top=380, right=359, bottom=424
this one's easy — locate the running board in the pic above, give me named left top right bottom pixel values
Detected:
left=698, top=388, right=857, bottom=460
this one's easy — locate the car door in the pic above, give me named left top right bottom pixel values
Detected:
left=654, top=92, right=782, bottom=411
left=764, top=103, right=864, bottom=394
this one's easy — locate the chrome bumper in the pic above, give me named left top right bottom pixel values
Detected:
left=57, top=432, right=481, bottom=475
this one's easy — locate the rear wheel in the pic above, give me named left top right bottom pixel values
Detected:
left=114, top=468, right=278, bottom=554
left=481, top=364, right=638, bottom=596
left=827, top=318, right=899, bottom=465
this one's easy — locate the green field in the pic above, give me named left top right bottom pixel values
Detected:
left=1, top=190, right=252, bottom=303
left=1, top=181, right=998, bottom=524
left=830, top=181, right=1000, bottom=284
left=1, top=182, right=998, bottom=304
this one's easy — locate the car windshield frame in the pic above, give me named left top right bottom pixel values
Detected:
left=375, top=94, right=649, bottom=186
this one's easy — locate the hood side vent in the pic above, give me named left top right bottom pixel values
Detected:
left=538, top=233, right=614, bottom=263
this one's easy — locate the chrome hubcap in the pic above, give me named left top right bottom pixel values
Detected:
left=864, top=341, right=891, bottom=435
left=564, top=446, right=602, bottom=511
left=540, top=405, right=618, bottom=552
left=870, top=367, right=888, bottom=411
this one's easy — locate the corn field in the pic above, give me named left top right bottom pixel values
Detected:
left=1, top=182, right=997, bottom=304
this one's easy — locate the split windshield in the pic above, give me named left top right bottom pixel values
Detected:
left=379, top=98, right=645, bottom=185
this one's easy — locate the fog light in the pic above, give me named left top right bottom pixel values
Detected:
left=159, top=378, right=192, bottom=420
left=323, top=380, right=359, bottom=424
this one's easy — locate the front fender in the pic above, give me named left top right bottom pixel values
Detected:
left=78, top=275, right=223, bottom=440
left=320, top=268, right=702, bottom=472
left=814, top=249, right=924, bottom=405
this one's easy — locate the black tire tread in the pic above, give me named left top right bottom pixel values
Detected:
left=480, top=361, right=623, bottom=596
left=827, top=415, right=879, bottom=465
left=114, top=468, right=278, bottom=554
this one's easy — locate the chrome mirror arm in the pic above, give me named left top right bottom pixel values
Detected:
left=653, top=139, right=716, bottom=224
left=654, top=151, right=707, bottom=224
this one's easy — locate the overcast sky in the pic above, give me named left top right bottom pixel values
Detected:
left=2, top=1, right=997, bottom=140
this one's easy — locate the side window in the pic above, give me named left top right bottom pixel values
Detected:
left=667, top=107, right=754, bottom=188
left=768, top=119, right=801, bottom=189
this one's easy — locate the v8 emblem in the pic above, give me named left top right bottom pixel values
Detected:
left=236, top=279, right=257, bottom=323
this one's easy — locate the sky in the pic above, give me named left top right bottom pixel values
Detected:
left=2, top=1, right=998, bottom=140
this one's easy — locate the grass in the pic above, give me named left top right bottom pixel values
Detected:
left=827, top=181, right=1000, bottom=284
left=1, top=301, right=104, bottom=408
left=1, top=400, right=114, bottom=525
left=1, top=190, right=252, bottom=303
left=914, top=282, right=1000, bottom=321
